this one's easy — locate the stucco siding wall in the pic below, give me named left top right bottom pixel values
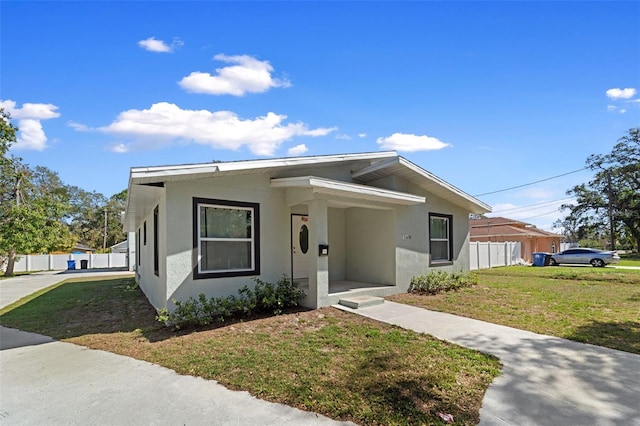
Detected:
left=394, top=202, right=430, bottom=291
left=136, top=193, right=166, bottom=311
left=163, top=175, right=291, bottom=309
left=393, top=182, right=472, bottom=291
left=328, top=207, right=346, bottom=281
left=345, top=208, right=395, bottom=285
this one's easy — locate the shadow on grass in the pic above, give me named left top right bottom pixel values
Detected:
left=0, top=277, right=309, bottom=346
left=0, top=277, right=171, bottom=343
left=348, top=352, right=474, bottom=425
left=565, top=320, right=640, bottom=355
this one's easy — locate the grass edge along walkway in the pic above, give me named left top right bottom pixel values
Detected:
left=0, top=276, right=501, bottom=426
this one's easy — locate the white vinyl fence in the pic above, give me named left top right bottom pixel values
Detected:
left=7, top=253, right=128, bottom=272
left=470, top=241, right=522, bottom=270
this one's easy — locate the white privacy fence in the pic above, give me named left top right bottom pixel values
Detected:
left=7, top=253, right=128, bottom=272
left=470, top=241, right=522, bottom=270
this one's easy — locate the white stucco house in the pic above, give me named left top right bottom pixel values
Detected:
left=123, top=151, right=491, bottom=311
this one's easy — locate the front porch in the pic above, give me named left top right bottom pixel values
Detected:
left=272, top=175, right=426, bottom=309
left=296, top=279, right=399, bottom=306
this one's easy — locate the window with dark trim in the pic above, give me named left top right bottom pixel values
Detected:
left=153, top=206, right=159, bottom=276
left=429, top=213, right=453, bottom=263
left=193, top=197, right=260, bottom=279
left=143, top=221, right=147, bottom=245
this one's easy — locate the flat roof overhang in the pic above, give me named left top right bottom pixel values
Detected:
left=271, top=176, right=426, bottom=208
left=352, top=156, right=491, bottom=214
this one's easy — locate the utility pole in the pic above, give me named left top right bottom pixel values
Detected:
left=606, top=171, right=616, bottom=251
left=103, top=209, right=108, bottom=252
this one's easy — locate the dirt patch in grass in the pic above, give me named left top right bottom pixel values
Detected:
left=0, top=277, right=501, bottom=426
left=390, top=266, right=640, bottom=354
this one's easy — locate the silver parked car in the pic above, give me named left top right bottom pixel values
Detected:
left=549, top=248, right=620, bottom=267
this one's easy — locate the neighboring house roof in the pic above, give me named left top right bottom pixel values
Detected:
left=470, top=217, right=562, bottom=239
left=110, top=240, right=128, bottom=251
left=74, top=243, right=95, bottom=252
left=125, top=152, right=491, bottom=231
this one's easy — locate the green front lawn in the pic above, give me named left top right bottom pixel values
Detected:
left=390, top=266, right=640, bottom=354
left=618, top=252, right=640, bottom=267
left=0, top=277, right=500, bottom=426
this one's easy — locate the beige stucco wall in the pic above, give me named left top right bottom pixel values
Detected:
left=328, top=207, right=346, bottom=281
left=345, top=208, right=396, bottom=285
left=163, top=174, right=291, bottom=310
left=136, top=191, right=166, bottom=310
left=133, top=163, right=474, bottom=310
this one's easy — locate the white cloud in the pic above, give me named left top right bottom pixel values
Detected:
left=137, top=36, right=182, bottom=53
left=376, top=132, right=451, bottom=152
left=606, top=87, right=636, bottom=100
left=303, top=126, right=337, bottom=137
left=287, top=144, right=308, bottom=156
left=358, top=133, right=367, bottom=138
left=606, top=105, right=627, bottom=114
left=108, top=143, right=129, bottom=153
left=178, top=54, right=291, bottom=96
left=0, top=99, right=60, bottom=150
left=67, top=120, right=91, bottom=131
left=336, top=134, right=352, bottom=140
left=14, top=119, right=48, bottom=150
left=99, top=102, right=335, bottom=156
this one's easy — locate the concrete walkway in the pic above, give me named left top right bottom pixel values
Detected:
left=335, top=301, right=640, bottom=426
left=0, top=271, right=352, bottom=426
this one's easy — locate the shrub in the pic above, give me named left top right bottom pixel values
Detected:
left=156, top=277, right=305, bottom=329
left=409, top=270, right=478, bottom=295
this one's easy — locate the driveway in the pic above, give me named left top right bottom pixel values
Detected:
left=0, top=271, right=352, bottom=426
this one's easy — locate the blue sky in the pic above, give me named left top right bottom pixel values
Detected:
left=2, top=1, right=639, bottom=231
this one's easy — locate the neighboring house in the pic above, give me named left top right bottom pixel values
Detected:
left=110, top=240, right=128, bottom=253
left=124, top=152, right=490, bottom=311
left=470, top=216, right=562, bottom=263
left=51, top=243, right=95, bottom=255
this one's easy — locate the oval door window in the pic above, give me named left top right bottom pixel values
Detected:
left=299, top=224, right=309, bottom=254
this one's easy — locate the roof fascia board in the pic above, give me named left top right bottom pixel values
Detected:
left=397, top=157, right=492, bottom=212
left=351, top=157, right=400, bottom=179
left=130, top=151, right=398, bottom=183
left=271, top=176, right=425, bottom=205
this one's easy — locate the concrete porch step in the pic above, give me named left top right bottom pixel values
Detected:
left=337, top=295, right=384, bottom=309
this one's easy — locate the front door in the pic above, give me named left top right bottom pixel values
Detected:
left=292, top=215, right=310, bottom=279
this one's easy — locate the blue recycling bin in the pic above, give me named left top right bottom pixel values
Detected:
left=532, top=252, right=546, bottom=267
left=67, top=260, right=76, bottom=270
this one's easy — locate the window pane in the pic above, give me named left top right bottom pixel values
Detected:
left=431, top=241, right=449, bottom=261
left=201, top=206, right=252, bottom=238
left=430, top=217, right=448, bottom=239
left=201, top=241, right=252, bottom=271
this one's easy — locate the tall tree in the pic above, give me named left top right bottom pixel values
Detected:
left=561, top=128, right=640, bottom=252
left=0, top=110, right=73, bottom=276
left=67, top=186, right=108, bottom=250
left=66, top=187, right=126, bottom=251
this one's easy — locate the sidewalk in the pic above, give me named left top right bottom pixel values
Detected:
left=335, top=301, right=640, bottom=426
left=0, top=271, right=352, bottom=426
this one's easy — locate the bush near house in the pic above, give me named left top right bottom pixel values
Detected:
left=410, top=271, right=478, bottom=295
left=157, top=277, right=305, bottom=329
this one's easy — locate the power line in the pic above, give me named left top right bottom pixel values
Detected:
left=473, top=167, right=588, bottom=197
left=490, top=197, right=574, bottom=214
left=519, top=209, right=563, bottom=221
